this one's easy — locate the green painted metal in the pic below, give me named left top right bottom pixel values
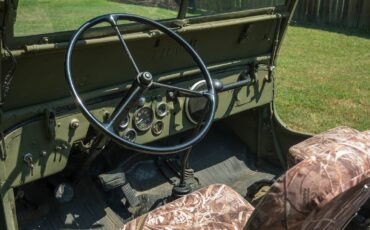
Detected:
left=0, top=0, right=299, bottom=229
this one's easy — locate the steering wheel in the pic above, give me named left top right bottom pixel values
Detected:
left=65, top=14, right=217, bottom=154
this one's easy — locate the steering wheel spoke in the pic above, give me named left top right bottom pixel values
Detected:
left=109, top=16, right=141, bottom=75
left=105, top=83, right=144, bottom=131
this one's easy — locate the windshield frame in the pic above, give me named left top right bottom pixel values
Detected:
left=3, top=0, right=288, bottom=49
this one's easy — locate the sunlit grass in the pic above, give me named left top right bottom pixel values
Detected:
left=275, top=26, right=370, bottom=133
left=15, top=0, right=178, bottom=36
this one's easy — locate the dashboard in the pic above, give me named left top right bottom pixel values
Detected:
left=0, top=65, right=273, bottom=187
left=0, top=12, right=284, bottom=187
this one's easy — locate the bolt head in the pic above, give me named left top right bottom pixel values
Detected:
left=167, top=91, right=176, bottom=100
left=138, top=72, right=153, bottom=86
left=143, top=72, right=152, bottom=80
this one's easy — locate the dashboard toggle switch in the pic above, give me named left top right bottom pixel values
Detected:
left=23, top=153, right=34, bottom=169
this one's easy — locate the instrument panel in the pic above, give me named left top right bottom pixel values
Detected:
left=120, top=100, right=169, bottom=141
left=0, top=68, right=273, bottom=187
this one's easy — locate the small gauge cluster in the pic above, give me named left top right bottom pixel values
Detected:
left=118, top=99, right=169, bottom=142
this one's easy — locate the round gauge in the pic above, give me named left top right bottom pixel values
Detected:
left=122, top=129, right=137, bottom=142
left=119, top=115, right=130, bottom=130
left=156, top=102, right=168, bottom=118
left=152, top=121, right=164, bottom=136
left=185, top=80, right=208, bottom=124
left=134, top=107, right=154, bottom=131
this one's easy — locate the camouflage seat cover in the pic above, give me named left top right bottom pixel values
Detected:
left=247, top=126, right=370, bottom=229
left=288, top=126, right=370, bottom=167
left=122, top=127, right=370, bottom=230
left=121, top=184, right=254, bottom=230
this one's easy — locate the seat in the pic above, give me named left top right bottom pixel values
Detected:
left=121, top=184, right=255, bottom=229
left=288, top=126, right=370, bottom=167
left=249, top=126, right=370, bottom=229
left=122, top=127, right=370, bottom=230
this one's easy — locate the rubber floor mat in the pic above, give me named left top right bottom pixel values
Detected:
left=20, top=179, right=123, bottom=230
left=190, top=128, right=280, bottom=196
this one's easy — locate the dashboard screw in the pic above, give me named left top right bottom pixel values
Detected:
left=167, top=91, right=176, bottom=100
left=40, top=151, right=47, bottom=157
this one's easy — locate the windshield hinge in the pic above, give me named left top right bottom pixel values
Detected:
left=172, top=19, right=189, bottom=28
left=266, top=14, right=283, bottom=82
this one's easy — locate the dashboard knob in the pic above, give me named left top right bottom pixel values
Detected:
left=213, top=79, right=224, bottom=92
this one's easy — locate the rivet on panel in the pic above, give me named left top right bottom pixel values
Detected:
left=40, top=151, right=47, bottom=157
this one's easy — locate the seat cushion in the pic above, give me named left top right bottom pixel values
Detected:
left=121, top=184, right=254, bottom=230
left=247, top=132, right=370, bottom=229
left=288, top=126, right=362, bottom=167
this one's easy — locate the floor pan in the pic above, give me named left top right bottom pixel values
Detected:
left=19, top=126, right=281, bottom=229
left=20, top=179, right=123, bottom=230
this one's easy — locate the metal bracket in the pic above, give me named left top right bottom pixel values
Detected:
left=238, top=24, right=251, bottom=44
left=173, top=19, right=189, bottom=28
left=0, top=131, right=6, bottom=160
left=44, top=109, right=56, bottom=141
left=0, top=110, right=6, bottom=160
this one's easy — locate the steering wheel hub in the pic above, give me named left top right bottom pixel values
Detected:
left=137, top=72, right=153, bottom=87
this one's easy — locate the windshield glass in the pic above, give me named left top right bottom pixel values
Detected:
left=187, top=0, right=286, bottom=16
left=14, top=0, right=179, bottom=36
left=14, top=0, right=286, bottom=37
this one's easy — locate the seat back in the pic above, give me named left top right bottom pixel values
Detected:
left=288, top=126, right=360, bottom=167
left=246, top=133, right=370, bottom=230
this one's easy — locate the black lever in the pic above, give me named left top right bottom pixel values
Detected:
left=167, top=70, right=255, bottom=99
left=213, top=74, right=253, bottom=93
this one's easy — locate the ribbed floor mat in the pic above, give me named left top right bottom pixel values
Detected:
left=121, top=128, right=280, bottom=217
left=191, top=129, right=279, bottom=196
left=21, top=180, right=123, bottom=230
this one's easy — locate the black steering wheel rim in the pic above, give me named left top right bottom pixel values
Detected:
left=65, top=14, right=217, bottom=154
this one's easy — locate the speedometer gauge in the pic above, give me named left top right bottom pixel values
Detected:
left=134, top=107, right=154, bottom=131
